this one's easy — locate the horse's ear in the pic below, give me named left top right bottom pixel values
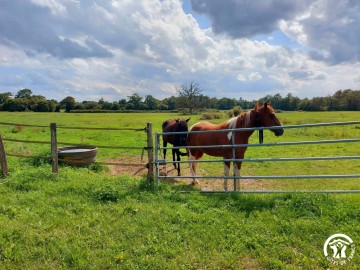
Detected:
left=254, top=102, right=259, bottom=110
left=186, top=117, right=191, bottom=123
left=264, top=101, right=272, bottom=108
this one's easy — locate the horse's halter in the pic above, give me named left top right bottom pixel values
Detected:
left=254, top=110, right=264, bottom=144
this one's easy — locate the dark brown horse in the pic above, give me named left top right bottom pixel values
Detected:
left=162, top=118, right=190, bottom=176
left=187, top=103, right=283, bottom=190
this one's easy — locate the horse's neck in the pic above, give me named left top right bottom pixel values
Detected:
left=236, top=110, right=255, bottom=141
left=224, top=111, right=254, bottom=141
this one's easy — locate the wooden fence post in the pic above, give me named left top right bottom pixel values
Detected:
left=146, top=123, right=154, bottom=182
left=0, top=135, right=8, bottom=177
left=50, top=123, right=58, bottom=173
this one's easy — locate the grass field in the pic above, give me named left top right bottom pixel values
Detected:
left=0, top=111, right=360, bottom=269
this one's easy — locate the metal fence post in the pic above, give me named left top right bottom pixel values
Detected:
left=146, top=123, right=154, bottom=182
left=0, top=135, right=8, bottom=177
left=50, top=123, right=58, bottom=173
left=154, top=133, right=161, bottom=184
left=231, top=131, right=237, bottom=191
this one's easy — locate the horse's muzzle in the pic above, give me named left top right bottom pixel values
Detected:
left=273, top=128, right=284, bottom=136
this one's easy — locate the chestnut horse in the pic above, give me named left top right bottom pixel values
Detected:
left=162, top=118, right=190, bottom=176
left=187, top=103, right=283, bottom=190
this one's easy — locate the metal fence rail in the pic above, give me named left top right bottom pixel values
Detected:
left=154, top=121, right=360, bottom=193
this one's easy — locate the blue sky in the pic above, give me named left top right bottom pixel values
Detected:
left=182, top=0, right=211, bottom=29
left=0, top=0, right=359, bottom=102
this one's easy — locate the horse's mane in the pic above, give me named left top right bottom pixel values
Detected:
left=225, top=110, right=252, bottom=140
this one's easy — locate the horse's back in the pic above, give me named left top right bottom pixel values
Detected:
left=189, top=121, right=220, bottom=132
left=189, top=121, right=230, bottom=136
left=188, top=121, right=229, bottom=146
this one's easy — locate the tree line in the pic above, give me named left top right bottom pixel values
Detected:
left=0, top=85, right=359, bottom=113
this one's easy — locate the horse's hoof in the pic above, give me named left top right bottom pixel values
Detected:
left=191, top=181, right=199, bottom=186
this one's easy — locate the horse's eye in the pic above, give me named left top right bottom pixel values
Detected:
left=270, top=114, right=275, bottom=119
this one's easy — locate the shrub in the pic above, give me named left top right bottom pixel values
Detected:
left=200, top=111, right=224, bottom=120
left=227, top=106, right=243, bottom=118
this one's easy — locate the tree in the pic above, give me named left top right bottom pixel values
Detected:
left=100, top=101, right=113, bottom=110
left=60, top=96, right=76, bottom=112
left=15, top=89, right=32, bottom=98
left=144, top=95, right=158, bottom=110
left=127, top=93, right=143, bottom=110
left=33, top=100, right=56, bottom=112
left=83, top=101, right=100, bottom=110
left=217, top=97, right=236, bottom=110
left=111, top=102, right=120, bottom=110
left=0, top=92, right=12, bottom=104
left=177, top=81, right=203, bottom=114
left=163, top=96, right=177, bottom=110
left=2, top=98, right=29, bottom=111
left=118, top=99, right=127, bottom=109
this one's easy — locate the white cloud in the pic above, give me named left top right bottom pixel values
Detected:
left=249, top=72, right=262, bottom=81
left=30, top=0, right=68, bottom=17
left=237, top=74, right=247, bottom=81
left=0, top=0, right=359, bottom=102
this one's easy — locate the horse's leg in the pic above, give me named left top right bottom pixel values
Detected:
left=223, top=161, right=231, bottom=191
left=234, top=151, right=244, bottom=191
left=234, top=162, right=242, bottom=191
left=176, top=149, right=181, bottom=176
left=188, top=151, right=199, bottom=185
left=172, top=149, right=177, bottom=169
left=162, top=141, right=167, bottom=174
left=163, top=141, right=167, bottom=161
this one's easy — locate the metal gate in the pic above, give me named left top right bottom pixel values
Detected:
left=154, top=121, right=360, bottom=193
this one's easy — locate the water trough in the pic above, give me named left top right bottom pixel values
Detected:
left=58, top=146, right=97, bottom=166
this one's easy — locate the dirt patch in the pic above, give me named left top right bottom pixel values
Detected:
left=107, top=155, right=271, bottom=191
left=107, top=156, right=148, bottom=177
left=156, top=162, right=270, bottom=191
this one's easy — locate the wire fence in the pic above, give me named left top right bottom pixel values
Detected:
left=0, top=122, right=154, bottom=180
left=155, top=121, right=360, bottom=193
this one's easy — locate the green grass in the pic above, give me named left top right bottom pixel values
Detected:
left=1, top=164, right=360, bottom=269
left=0, top=111, right=360, bottom=269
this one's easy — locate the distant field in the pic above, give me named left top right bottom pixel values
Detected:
left=0, top=111, right=360, bottom=269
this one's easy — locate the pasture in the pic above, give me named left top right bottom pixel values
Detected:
left=0, top=111, right=360, bottom=269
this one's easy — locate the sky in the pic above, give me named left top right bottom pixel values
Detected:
left=0, top=0, right=360, bottom=102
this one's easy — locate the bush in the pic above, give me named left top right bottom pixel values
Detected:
left=227, top=106, right=243, bottom=118
left=200, top=111, right=224, bottom=120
